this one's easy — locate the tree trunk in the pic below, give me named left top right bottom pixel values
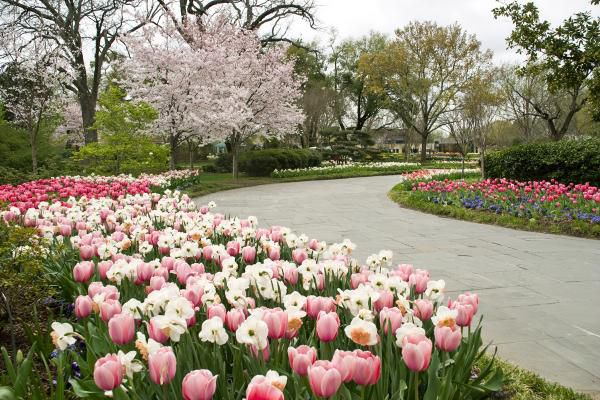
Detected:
left=80, top=94, right=98, bottom=144
left=420, top=134, right=428, bottom=163
left=30, top=131, right=37, bottom=175
left=232, top=141, right=240, bottom=180
left=188, top=142, right=194, bottom=169
left=461, top=156, right=465, bottom=180
left=480, top=149, right=485, bottom=179
left=169, top=133, right=177, bottom=170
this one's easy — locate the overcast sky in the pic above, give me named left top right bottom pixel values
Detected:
left=287, top=0, right=600, bottom=63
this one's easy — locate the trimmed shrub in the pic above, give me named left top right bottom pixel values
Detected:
left=241, top=149, right=322, bottom=176
left=485, top=139, right=600, bottom=184
left=215, top=152, right=233, bottom=173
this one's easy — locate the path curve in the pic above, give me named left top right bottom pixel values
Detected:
left=195, top=175, right=600, bottom=394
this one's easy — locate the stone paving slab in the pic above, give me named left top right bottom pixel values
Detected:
left=195, top=175, right=600, bottom=395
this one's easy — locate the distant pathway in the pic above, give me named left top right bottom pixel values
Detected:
left=195, top=175, right=600, bottom=394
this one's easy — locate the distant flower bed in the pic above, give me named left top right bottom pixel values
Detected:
left=272, top=162, right=421, bottom=178
left=0, top=186, right=500, bottom=399
left=412, top=178, right=600, bottom=224
left=0, top=170, right=200, bottom=210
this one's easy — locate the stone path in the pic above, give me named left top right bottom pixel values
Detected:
left=195, top=175, right=600, bottom=395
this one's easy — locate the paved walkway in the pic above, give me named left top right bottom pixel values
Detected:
left=195, top=175, right=600, bottom=395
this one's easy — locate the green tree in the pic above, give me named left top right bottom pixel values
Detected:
left=288, top=43, right=335, bottom=147
left=493, top=1, right=600, bottom=136
left=360, top=22, right=492, bottom=162
left=330, top=33, right=388, bottom=132
left=72, top=84, right=165, bottom=174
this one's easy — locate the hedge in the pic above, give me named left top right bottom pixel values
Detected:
left=241, top=149, right=322, bottom=176
left=485, top=139, right=600, bottom=184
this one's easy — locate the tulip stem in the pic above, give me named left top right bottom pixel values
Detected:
left=413, top=372, right=419, bottom=400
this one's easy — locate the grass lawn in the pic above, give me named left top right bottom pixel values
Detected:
left=185, top=169, right=422, bottom=197
left=479, top=356, right=594, bottom=400
left=388, top=181, right=600, bottom=239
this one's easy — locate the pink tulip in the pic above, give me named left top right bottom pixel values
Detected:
left=148, top=347, right=177, bottom=385
left=396, top=264, right=414, bottom=281
left=308, top=360, right=342, bottom=398
left=374, top=290, right=394, bottom=312
left=457, top=292, right=479, bottom=314
left=207, top=304, right=227, bottom=322
left=292, top=248, right=308, bottom=264
left=268, top=247, right=280, bottom=260
left=246, top=380, right=284, bottom=400
left=98, top=261, right=113, bottom=280
left=352, top=350, right=381, bottom=386
left=161, top=257, right=176, bottom=271
left=316, top=311, right=340, bottom=342
left=74, top=295, right=93, bottom=318
left=434, top=326, right=462, bottom=352
left=288, top=345, right=317, bottom=376
left=148, top=276, right=167, bottom=293
left=283, top=265, right=298, bottom=285
left=182, top=369, right=218, bottom=400
left=190, top=263, right=205, bottom=274
left=306, top=296, right=336, bottom=319
left=452, top=302, right=474, bottom=327
left=413, top=299, right=433, bottom=321
left=401, top=334, right=432, bottom=372
left=99, top=299, right=121, bottom=322
left=261, top=308, right=288, bottom=340
left=182, top=286, right=203, bottom=307
left=409, top=270, right=429, bottom=294
left=73, top=261, right=95, bottom=283
left=59, top=224, right=72, bottom=237
left=225, top=309, right=246, bottom=332
left=79, top=245, right=94, bottom=260
left=249, top=344, right=270, bottom=361
left=350, top=273, right=368, bottom=289
left=93, top=354, right=123, bottom=392
left=241, top=246, right=257, bottom=264
left=378, top=307, right=403, bottom=334
left=202, top=246, right=213, bottom=261
left=148, top=316, right=169, bottom=343
left=87, top=281, right=104, bottom=298
left=332, top=350, right=356, bottom=382
left=108, top=313, right=135, bottom=345
left=136, top=262, right=154, bottom=283
left=226, top=241, right=240, bottom=256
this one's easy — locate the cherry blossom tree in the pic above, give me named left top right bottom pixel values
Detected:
left=121, top=16, right=303, bottom=174
left=0, top=50, right=66, bottom=174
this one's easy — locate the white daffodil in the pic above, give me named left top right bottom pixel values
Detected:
left=135, top=332, right=163, bottom=360
left=283, top=291, right=306, bottom=310
left=117, top=350, right=143, bottom=379
left=198, top=317, right=229, bottom=345
left=344, top=317, right=378, bottom=346
left=431, top=306, right=458, bottom=328
left=50, top=322, right=77, bottom=350
left=425, top=279, right=446, bottom=302
left=236, top=315, right=269, bottom=350
left=153, top=315, right=188, bottom=342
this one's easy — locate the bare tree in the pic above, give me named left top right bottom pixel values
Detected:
left=512, top=76, right=586, bottom=141
left=0, top=0, right=160, bottom=144
left=360, top=22, right=492, bottom=162
left=499, top=66, right=544, bottom=141
left=159, top=0, right=316, bottom=47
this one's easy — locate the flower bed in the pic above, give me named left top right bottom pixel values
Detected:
left=272, top=162, right=422, bottom=178
left=0, top=170, right=200, bottom=211
left=411, top=178, right=600, bottom=224
left=0, top=186, right=501, bottom=399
